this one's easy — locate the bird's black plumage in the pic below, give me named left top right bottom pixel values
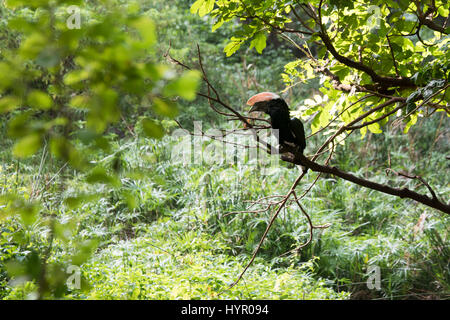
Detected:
left=288, top=117, right=306, bottom=152
left=248, top=94, right=306, bottom=154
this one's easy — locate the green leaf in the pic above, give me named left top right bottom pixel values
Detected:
left=404, top=114, right=418, bottom=133
left=190, top=0, right=214, bottom=17
left=199, top=0, right=215, bottom=17
left=27, top=90, right=53, bottom=110
left=86, top=167, right=120, bottom=186
left=163, top=70, right=201, bottom=101
left=4, top=0, right=31, bottom=8
left=64, top=70, right=90, bottom=85
left=250, top=32, right=267, bottom=54
left=5, top=0, right=51, bottom=8
left=212, top=19, right=224, bottom=32
left=19, top=32, right=47, bottom=60
left=367, top=122, right=382, bottom=134
left=310, top=112, right=322, bottom=134
left=153, top=97, right=178, bottom=118
left=130, top=17, right=156, bottom=47
left=18, top=203, right=39, bottom=225
left=437, top=6, right=449, bottom=17
left=0, top=96, right=21, bottom=113
left=64, top=193, right=100, bottom=209
left=69, top=95, right=90, bottom=109
left=50, top=137, right=86, bottom=169
left=224, top=38, right=243, bottom=57
left=190, top=0, right=205, bottom=14
left=360, top=126, right=367, bottom=139
left=141, top=118, right=164, bottom=139
left=397, top=0, right=410, bottom=10
left=71, top=240, right=98, bottom=266
left=0, top=194, right=40, bottom=226
left=122, top=190, right=138, bottom=210
left=13, top=134, right=42, bottom=158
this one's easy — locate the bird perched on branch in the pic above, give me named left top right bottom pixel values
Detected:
left=247, top=92, right=306, bottom=155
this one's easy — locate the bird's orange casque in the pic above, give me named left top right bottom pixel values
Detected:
left=246, top=92, right=280, bottom=106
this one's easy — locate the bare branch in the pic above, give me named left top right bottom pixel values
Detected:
left=319, top=31, right=416, bottom=89
left=346, top=103, right=405, bottom=130
left=286, top=154, right=450, bottom=214
left=385, top=168, right=439, bottom=201
left=415, top=1, right=449, bottom=34
left=386, top=35, right=400, bottom=77
left=226, top=170, right=308, bottom=291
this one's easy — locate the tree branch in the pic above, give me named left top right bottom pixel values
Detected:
left=319, top=32, right=416, bottom=89
left=283, top=153, right=450, bottom=214
left=416, top=3, right=449, bottom=34
left=346, top=103, right=405, bottom=130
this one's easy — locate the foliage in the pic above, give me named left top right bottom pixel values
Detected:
left=0, top=0, right=200, bottom=299
left=2, top=114, right=448, bottom=298
left=0, top=0, right=448, bottom=300
left=194, top=0, right=449, bottom=137
left=71, top=221, right=348, bottom=300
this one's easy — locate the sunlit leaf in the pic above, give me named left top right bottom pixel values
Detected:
left=141, top=118, right=164, bottom=139
left=250, top=32, right=267, bottom=54
left=27, top=90, right=53, bottom=110
left=13, top=134, right=42, bottom=158
left=130, top=16, right=156, bottom=47
left=153, top=97, right=178, bottom=118
left=163, top=70, right=201, bottom=101
left=367, top=122, right=382, bottom=134
left=0, top=96, right=22, bottom=113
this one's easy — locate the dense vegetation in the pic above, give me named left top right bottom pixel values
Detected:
left=0, top=0, right=448, bottom=300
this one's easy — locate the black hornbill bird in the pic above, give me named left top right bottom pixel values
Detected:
left=247, top=92, right=306, bottom=154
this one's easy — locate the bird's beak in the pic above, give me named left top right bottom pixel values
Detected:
left=249, top=105, right=259, bottom=113
left=249, top=102, right=268, bottom=113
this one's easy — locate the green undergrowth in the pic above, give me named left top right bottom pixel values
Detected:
left=1, top=0, right=448, bottom=301
left=1, top=117, right=448, bottom=299
left=69, top=220, right=349, bottom=300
